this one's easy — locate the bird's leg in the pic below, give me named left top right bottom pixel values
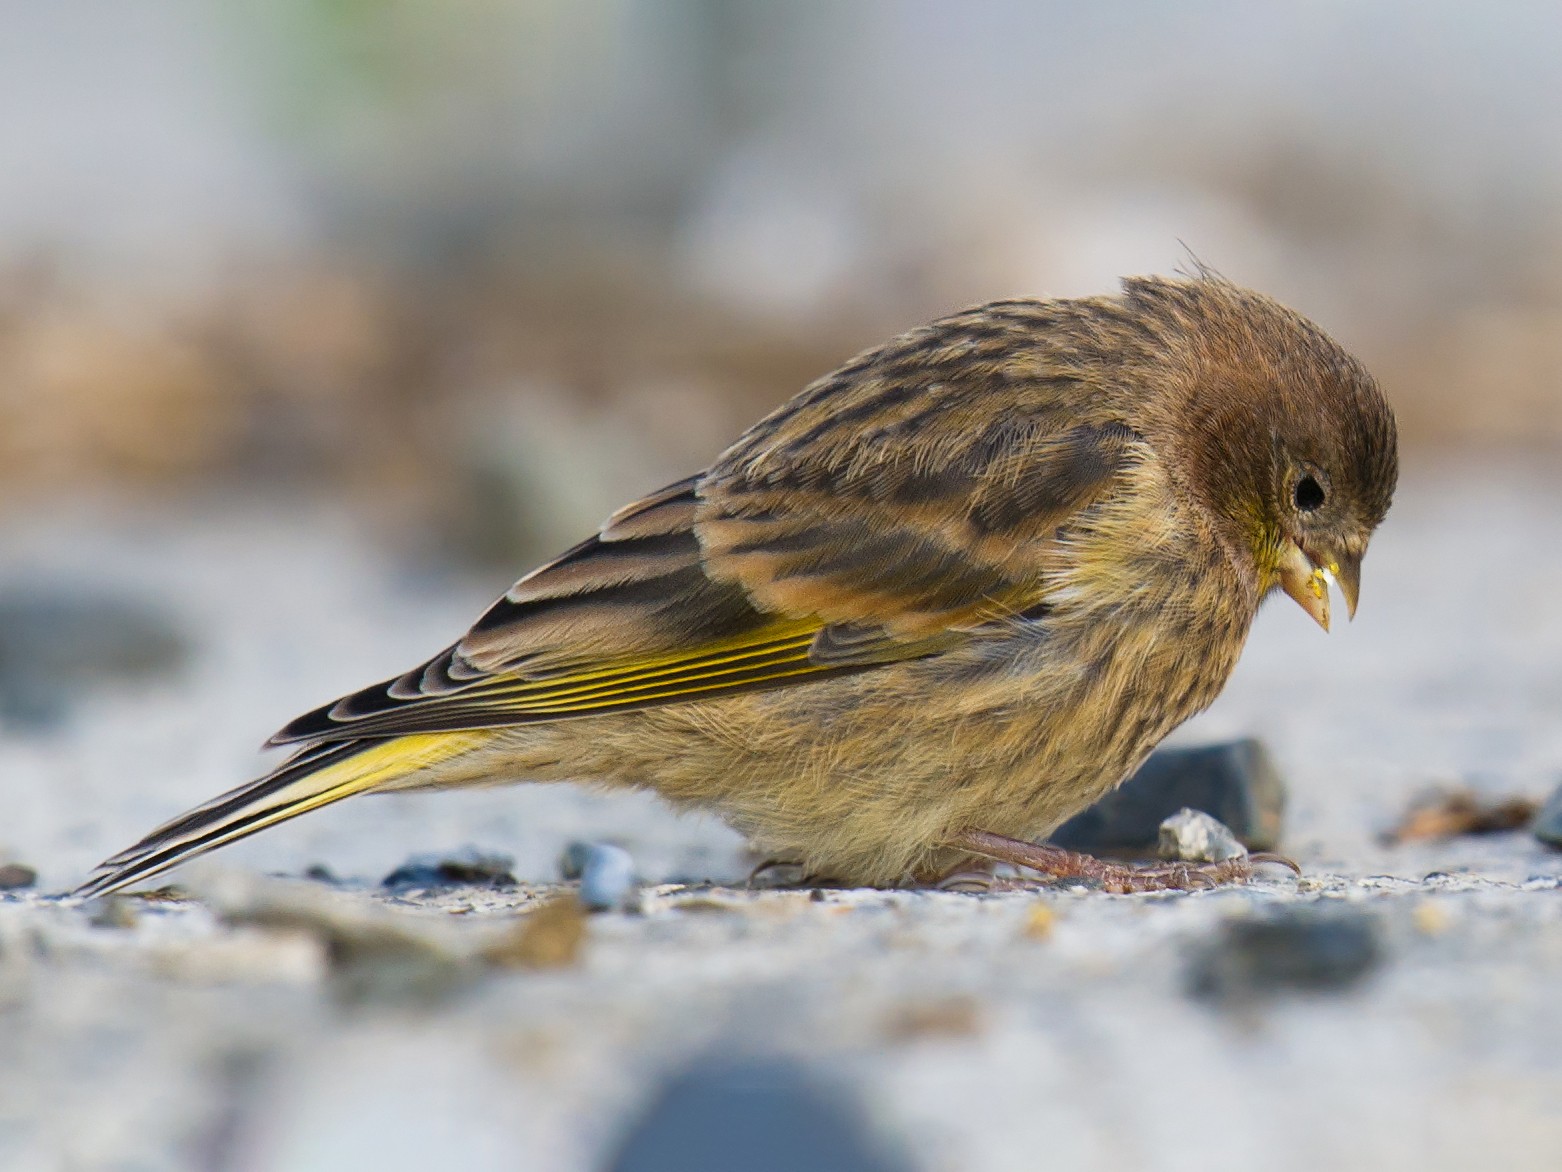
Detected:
left=943, top=828, right=1296, bottom=893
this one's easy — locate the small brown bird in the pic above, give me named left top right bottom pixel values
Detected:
left=79, top=275, right=1397, bottom=896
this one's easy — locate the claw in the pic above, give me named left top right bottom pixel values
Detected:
left=937, top=870, right=999, bottom=893
left=1249, top=852, right=1303, bottom=876
left=746, top=858, right=808, bottom=889
left=1184, top=868, right=1217, bottom=891
left=940, top=828, right=1268, bottom=894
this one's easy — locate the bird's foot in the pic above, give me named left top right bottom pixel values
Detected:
left=746, top=857, right=828, bottom=890
left=942, top=828, right=1298, bottom=893
left=934, top=858, right=1013, bottom=893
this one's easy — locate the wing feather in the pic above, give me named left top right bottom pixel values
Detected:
left=269, top=303, right=1139, bottom=746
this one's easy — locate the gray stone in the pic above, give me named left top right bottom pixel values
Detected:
left=1157, top=808, right=1248, bottom=863
left=1533, top=783, right=1562, bottom=848
left=1051, top=738, right=1286, bottom=855
left=558, top=840, right=593, bottom=881
left=381, top=847, right=516, bottom=890
left=606, top=1058, right=908, bottom=1172
left=1187, top=906, right=1383, bottom=1004
left=569, top=842, right=639, bottom=911
left=0, top=862, right=37, bottom=890
left=85, top=896, right=138, bottom=929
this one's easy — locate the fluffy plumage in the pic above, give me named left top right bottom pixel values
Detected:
left=79, top=275, right=1397, bottom=896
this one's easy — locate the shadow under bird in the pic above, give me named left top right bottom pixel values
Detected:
left=78, top=275, right=1397, bottom=897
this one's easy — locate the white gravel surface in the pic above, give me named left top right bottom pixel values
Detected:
left=2, top=454, right=1561, bottom=1171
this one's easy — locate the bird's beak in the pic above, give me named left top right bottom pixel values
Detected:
left=1331, top=549, right=1362, bottom=621
left=1276, top=542, right=1362, bottom=632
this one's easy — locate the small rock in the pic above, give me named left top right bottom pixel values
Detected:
left=0, top=862, right=37, bottom=890
left=606, top=1058, right=908, bottom=1172
left=558, top=841, right=592, bottom=881
left=381, top=846, right=516, bottom=890
left=1051, top=738, right=1285, bottom=855
left=1157, top=808, right=1248, bottom=863
left=86, top=895, right=139, bottom=929
left=1188, top=906, right=1383, bottom=1004
left=128, top=884, right=189, bottom=903
left=572, top=842, right=638, bottom=911
left=1531, top=783, right=1562, bottom=848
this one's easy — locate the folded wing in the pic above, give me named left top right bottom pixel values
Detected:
left=270, top=302, right=1140, bottom=746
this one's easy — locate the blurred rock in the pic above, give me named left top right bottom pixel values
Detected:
left=1534, top=784, right=1562, bottom=849
left=482, top=894, right=586, bottom=970
left=0, top=587, right=187, bottom=731
left=85, top=895, right=138, bottom=929
left=558, top=841, right=591, bottom=881
left=1051, top=739, right=1285, bottom=856
left=606, top=1058, right=908, bottom=1172
left=381, top=846, right=516, bottom=891
left=1384, top=787, right=1540, bottom=844
left=1187, top=907, right=1383, bottom=1004
left=1157, top=808, right=1247, bottom=864
left=571, top=842, right=639, bottom=912
left=0, top=862, right=37, bottom=890
left=209, top=873, right=471, bottom=1005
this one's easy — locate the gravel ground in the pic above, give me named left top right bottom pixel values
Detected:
left=3, top=454, right=1561, bottom=1171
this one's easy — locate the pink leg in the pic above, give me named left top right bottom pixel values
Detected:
left=943, top=828, right=1297, bottom=893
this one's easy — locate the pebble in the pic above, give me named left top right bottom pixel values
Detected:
left=1533, top=782, right=1562, bottom=848
left=1051, top=738, right=1285, bottom=854
left=0, top=862, right=37, bottom=890
left=85, top=896, right=139, bottom=929
left=567, top=842, right=639, bottom=911
left=605, top=1057, right=908, bottom=1172
left=381, top=847, right=517, bottom=890
left=1187, top=906, right=1383, bottom=1003
left=1157, top=808, right=1248, bottom=863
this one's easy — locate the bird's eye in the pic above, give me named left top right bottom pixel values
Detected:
left=1293, top=474, right=1325, bottom=512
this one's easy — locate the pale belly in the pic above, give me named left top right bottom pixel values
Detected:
left=616, top=597, right=1255, bottom=884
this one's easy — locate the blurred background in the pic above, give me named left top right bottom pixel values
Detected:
left=10, top=7, right=1562, bottom=1171
left=6, top=0, right=1562, bottom=542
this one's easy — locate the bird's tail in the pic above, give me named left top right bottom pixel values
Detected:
left=75, top=731, right=490, bottom=898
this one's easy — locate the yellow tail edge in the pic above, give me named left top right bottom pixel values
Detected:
left=75, top=732, right=489, bottom=898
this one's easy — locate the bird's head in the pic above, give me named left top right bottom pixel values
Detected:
left=1125, top=276, right=1399, bottom=630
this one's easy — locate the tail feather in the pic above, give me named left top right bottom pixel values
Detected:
left=76, top=732, right=489, bottom=897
